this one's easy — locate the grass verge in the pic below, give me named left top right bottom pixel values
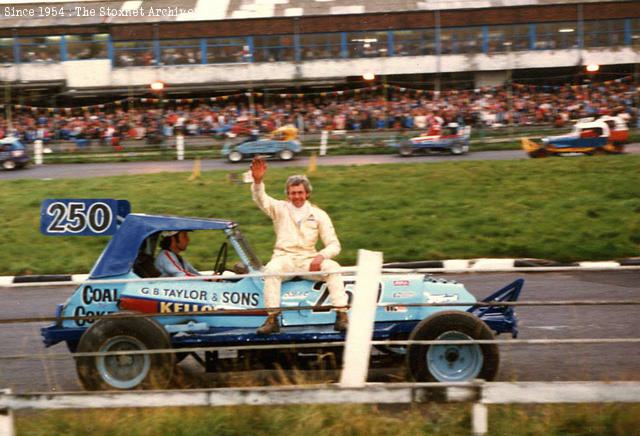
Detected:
left=0, top=155, right=638, bottom=276
left=14, top=403, right=640, bottom=436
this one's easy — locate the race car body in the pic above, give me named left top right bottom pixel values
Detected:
left=522, top=116, right=628, bottom=157
left=41, top=213, right=523, bottom=390
left=221, top=125, right=302, bottom=162
left=390, top=123, right=471, bottom=156
left=0, top=137, right=30, bottom=170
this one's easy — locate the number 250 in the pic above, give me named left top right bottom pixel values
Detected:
left=46, top=202, right=112, bottom=233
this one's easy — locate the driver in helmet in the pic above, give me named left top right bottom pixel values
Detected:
left=154, top=230, right=201, bottom=277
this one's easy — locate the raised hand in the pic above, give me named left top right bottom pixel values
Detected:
left=250, top=156, right=267, bottom=184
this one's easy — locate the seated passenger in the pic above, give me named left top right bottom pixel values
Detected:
left=154, top=231, right=201, bottom=277
left=426, top=123, right=442, bottom=136
left=270, top=124, right=298, bottom=141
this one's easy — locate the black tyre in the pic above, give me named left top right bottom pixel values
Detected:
left=227, top=150, right=243, bottom=163
left=278, top=149, right=294, bottom=161
left=76, top=316, right=175, bottom=390
left=450, top=142, right=464, bottom=155
left=528, top=149, right=548, bottom=158
left=2, top=160, right=16, bottom=170
left=407, top=311, right=499, bottom=382
left=398, top=144, right=413, bottom=157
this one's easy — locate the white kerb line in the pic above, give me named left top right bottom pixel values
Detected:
left=0, top=389, right=14, bottom=436
left=339, top=249, right=383, bottom=388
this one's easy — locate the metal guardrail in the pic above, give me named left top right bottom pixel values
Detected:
left=1, top=250, right=638, bottom=435
left=2, top=382, right=640, bottom=435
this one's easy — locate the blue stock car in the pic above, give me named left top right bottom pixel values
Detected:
left=1, top=137, right=30, bottom=170
left=42, top=213, right=523, bottom=390
left=221, top=126, right=303, bottom=163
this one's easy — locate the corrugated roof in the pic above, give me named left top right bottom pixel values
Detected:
left=0, top=0, right=624, bottom=28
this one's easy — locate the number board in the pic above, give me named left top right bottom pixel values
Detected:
left=40, top=199, right=131, bottom=236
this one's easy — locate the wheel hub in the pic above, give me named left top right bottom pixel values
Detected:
left=444, top=348, right=459, bottom=363
left=97, top=336, right=151, bottom=389
left=426, top=330, right=483, bottom=382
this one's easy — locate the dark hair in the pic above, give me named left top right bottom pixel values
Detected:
left=159, top=234, right=175, bottom=250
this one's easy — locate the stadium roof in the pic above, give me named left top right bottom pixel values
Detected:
left=0, top=0, right=628, bottom=28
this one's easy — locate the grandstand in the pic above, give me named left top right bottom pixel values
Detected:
left=0, top=0, right=637, bottom=106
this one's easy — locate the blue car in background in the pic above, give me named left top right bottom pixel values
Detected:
left=222, top=125, right=303, bottom=162
left=41, top=213, right=523, bottom=390
left=1, top=137, right=30, bottom=170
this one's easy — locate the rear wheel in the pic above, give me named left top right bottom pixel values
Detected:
left=227, top=150, right=243, bottom=163
left=75, top=316, right=175, bottom=390
left=278, top=149, right=294, bottom=161
left=2, top=160, right=16, bottom=170
left=407, top=311, right=499, bottom=382
left=398, top=144, right=413, bottom=157
left=528, top=149, right=548, bottom=158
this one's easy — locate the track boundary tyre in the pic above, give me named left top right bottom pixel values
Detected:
left=406, top=311, right=499, bottom=382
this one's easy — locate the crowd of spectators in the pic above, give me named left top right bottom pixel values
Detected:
left=0, top=80, right=635, bottom=146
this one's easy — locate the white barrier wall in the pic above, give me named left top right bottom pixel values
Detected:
left=63, top=59, right=113, bottom=88
left=12, top=47, right=640, bottom=89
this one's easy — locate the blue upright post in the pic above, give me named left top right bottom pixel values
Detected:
left=294, top=33, right=301, bottom=62
left=247, top=36, right=254, bottom=62
left=482, top=26, right=489, bottom=54
left=529, top=24, right=536, bottom=50
left=200, top=38, right=207, bottom=64
left=107, top=35, right=114, bottom=65
left=340, top=32, right=348, bottom=58
left=61, top=36, right=67, bottom=61
left=387, top=31, right=394, bottom=57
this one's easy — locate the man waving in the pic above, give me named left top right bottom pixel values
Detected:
left=250, top=157, right=349, bottom=335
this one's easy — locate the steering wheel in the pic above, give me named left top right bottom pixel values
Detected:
left=212, top=242, right=228, bottom=275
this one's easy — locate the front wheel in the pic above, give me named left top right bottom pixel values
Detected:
left=2, top=160, right=16, bottom=170
left=75, top=316, right=175, bottom=390
left=407, top=311, right=499, bottom=382
left=278, top=149, right=294, bottom=161
left=227, top=150, right=243, bottom=163
left=450, top=142, right=464, bottom=155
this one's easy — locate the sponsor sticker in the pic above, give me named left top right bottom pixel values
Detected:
left=385, top=305, right=408, bottom=312
left=424, top=293, right=460, bottom=304
left=283, top=290, right=310, bottom=300
left=392, top=291, right=415, bottom=298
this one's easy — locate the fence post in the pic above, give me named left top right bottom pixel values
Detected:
left=34, top=139, right=43, bottom=165
left=0, top=389, right=15, bottom=436
left=472, top=402, right=488, bottom=436
left=339, top=249, right=383, bottom=388
left=176, top=134, right=185, bottom=160
left=319, top=130, right=328, bottom=156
